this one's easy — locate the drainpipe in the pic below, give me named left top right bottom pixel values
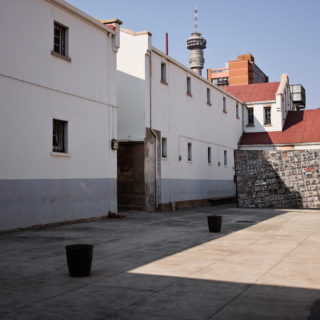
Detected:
left=148, top=50, right=158, bottom=209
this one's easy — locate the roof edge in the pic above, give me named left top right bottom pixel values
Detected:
left=46, top=0, right=116, bottom=36
left=120, top=27, right=152, bottom=36
left=151, top=46, right=244, bottom=104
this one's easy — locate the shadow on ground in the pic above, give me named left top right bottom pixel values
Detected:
left=0, top=205, right=319, bottom=319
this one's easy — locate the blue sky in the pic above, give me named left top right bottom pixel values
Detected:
left=68, top=0, right=320, bottom=109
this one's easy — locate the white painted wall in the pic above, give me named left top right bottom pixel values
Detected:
left=0, top=0, right=119, bottom=230
left=117, top=29, right=151, bottom=141
left=150, top=49, right=243, bottom=185
left=243, top=74, right=293, bottom=133
left=0, top=0, right=117, bottom=181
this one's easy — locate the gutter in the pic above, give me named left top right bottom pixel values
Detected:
left=147, top=50, right=158, bottom=209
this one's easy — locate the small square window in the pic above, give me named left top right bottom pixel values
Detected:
left=208, top=147, right=212, bottom=164
left=161, top=63, right=167, bottom=83
left=162, top=137, right=167, bottom=158
left=224, top=150, right=227, bottom=166
left=187, top=77, right=192, bottom=95
left=53, top=22, right=68, bottom=57
left=187, top=142, right=192, bottom=161
left=53, top=119, right=68, bottom=153
left=223, top=97, right=227, bottom=113
left=207, top=88, right=211, bottom=105
left=248, top=108, right=254, bottom=125
left=264, top=106, right=271, bottom=125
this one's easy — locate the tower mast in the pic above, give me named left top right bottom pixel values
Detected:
left=186, top=7, right=207, bottom=76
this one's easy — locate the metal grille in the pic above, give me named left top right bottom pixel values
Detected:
left=264, top=107, right=271, bottom=124
left=54, top=23, right=66, bottom=56
left=248, top=108, right=254, bottom=125
left=53, top=119, right=67, bottom=152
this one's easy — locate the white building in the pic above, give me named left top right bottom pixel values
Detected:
left=223, top=74, right=293, bottom=133
left=0, top=0, right=121, bottom=230
left=117, top=28, right=243, bottom=210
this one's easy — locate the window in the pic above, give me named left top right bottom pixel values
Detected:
left=264, top=106, right=271, bottom=125
left=208, top=147, right=212, bottom=164
left=53, top=22, right=68, bottom=57
left=162, top=137, right=167, bottom=158
left=236, top=104, right=239, bottom=118
left=248, top=108, right=254, bottom=125
left=187, top=77, right=191, bottom=96
left=223, top=97, right=227, bottom=113
left=207, top=88, right=211, bottom=105
left=161, top=63, right=167, bottom=83
left=53, top=119, right=68, bottom=153
left=187, top=143, right=192, bottom=161
left=224, top=150, right=227, bottom=166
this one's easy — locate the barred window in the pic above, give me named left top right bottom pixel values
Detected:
left=54, top=22, right=67, bottom=56
left=248, top=108, right=254, bottom=125
left=264, top=106, right=271, bottom=125
left=53, top=119, right=68, bottom=153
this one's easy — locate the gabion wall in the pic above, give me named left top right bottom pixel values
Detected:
left=235, top=149, right=320, bottom=208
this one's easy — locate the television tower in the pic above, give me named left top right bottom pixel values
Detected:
left=186, top=7, right=207, bottom=76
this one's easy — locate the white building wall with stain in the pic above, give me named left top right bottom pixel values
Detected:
left=0, top=0, right=119, bottom=230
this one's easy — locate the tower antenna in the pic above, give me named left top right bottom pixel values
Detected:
left=194, top=7, right=198, bottom=32
left=186, top=7, right=207, bottom=76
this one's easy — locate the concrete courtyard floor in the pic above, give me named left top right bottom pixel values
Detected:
left=1, top=205, right=320, bottom=319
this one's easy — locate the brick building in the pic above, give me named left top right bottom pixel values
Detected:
left=207, top=53, right=268, bottom=86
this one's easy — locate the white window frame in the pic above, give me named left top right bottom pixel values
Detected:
left=264, top=106, right=271, bottom=125
left=224, top=150, right=227, bottom=166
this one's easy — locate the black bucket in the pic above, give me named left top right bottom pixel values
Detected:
left=207, top=215, right=222, bottom=233
left=65, top=244, right=94, bottom=277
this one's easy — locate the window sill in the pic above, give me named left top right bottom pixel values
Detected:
left=51, top=51, right=71, bottom=63
left=236, top=116, right=240, bottom=119
left=246, top=124, right=255, bottom=127
left=187, top=160, right=193, bottom=163
left=161, top=80, right=168, bottom=85
left=264, top=123, right=272, bottom=127
left=223, top=110, right=227, bottom=113
left=51, top=152, right=71, bottom=157
left=186, top=93, right=192, bottom=97
left=161, top=157, right=168, bottom=161
left=207, top=102, right=212, bottom=106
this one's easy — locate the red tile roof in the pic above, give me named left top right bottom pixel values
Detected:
left=240, top=110, right=320, bottom=145
left=222, top=82, right=280, bottom=102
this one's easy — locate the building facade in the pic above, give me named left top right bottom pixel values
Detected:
left=223, top=74, right=293, bottom=134
left=117, top=28, right=243, bottom=211
left=207, top=53, right=269, bottom=87
left=0, top=0, right=120, bottom=230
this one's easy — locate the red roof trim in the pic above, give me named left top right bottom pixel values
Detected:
left=240, top=110, right=320, bottom=145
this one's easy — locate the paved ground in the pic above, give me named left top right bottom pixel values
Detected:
left=1, top=205, right=320, bottom=319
